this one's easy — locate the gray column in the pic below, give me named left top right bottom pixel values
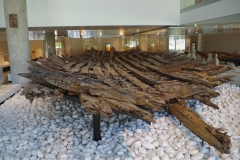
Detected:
left=45, top=31, right=56, bottom=57
left=166, top=27, right=170, bottom=53
left=3, top=0, right=30, bottom=86
left=197, top=33, right=202, bottom=51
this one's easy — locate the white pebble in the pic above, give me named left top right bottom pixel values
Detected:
left=142, top=142, right=155, bottom=150
left=191, top=153, right=203, bottom=160
left=37, top=150, right=44, bottom=158
left=161, top=153, right=169, bottom=160
left=151, top=156, right=160, bottom=160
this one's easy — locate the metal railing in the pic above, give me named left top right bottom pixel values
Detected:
left=181, top=0, right=220, bottom=11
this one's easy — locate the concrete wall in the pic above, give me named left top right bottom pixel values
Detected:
left=71, top=39, right=83, bottom=56
left=0, top=0, right=4, bottom=28
left=66, top=33, right=240, bottom=55
left=190, top=35, right=198, bottom=51
left=70, top=38, right=124, bottom=56
left=0, top=0, right=180, bottom=28
left=181, top=0, right=240, bottom=25
left=202, top=33, right=240, bottom=53
left=29, top=40, right=44, bottom=52
left=0, top=41, right=8, bottom=55
left=0, top=39, right=44, bottom=57
left=0, top=32, right=8, bottom=55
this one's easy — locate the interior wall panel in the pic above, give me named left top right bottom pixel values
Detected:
left=0, top=0, right=180, bottom=28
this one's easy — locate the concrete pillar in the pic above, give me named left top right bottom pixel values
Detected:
left=166, top=27, right=170, bottom=53
left=197, top=33, right=202, bottom=51
left=3, top=0, right=30, bottom=86
left=45, top=31, right=56, bottom=57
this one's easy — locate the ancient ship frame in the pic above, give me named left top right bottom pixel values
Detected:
left=19, top=50, right=237, bottom=153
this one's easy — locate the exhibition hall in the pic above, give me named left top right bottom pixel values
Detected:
left=0, top=0, right=240, bottom=159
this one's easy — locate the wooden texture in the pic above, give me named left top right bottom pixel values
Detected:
left=19, top=50, right=236, bottom=153
left=197, top=51, right=240, bottom=62
left=165, top=102, right=231, bottom=153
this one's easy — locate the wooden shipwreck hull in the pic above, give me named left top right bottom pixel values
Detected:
left=19, top=50, right=236, bottom=153
left=197, top=50, right=240, bottom=62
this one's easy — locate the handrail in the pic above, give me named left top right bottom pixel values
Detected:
left=181, top=0, right=221, bottom=13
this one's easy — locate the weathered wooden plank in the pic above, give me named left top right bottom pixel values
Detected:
left=165, top=102, right=231, bottom=153
left=146, top=58, right=163, bottom=67
left=104, top=98, right=155, bottom=122
left=80, top=60, right=94, bottom=75
left=154, top=55, right=169, bottom=64
left=208, top=66, right=232, bottom=76
left=63, top=61, right=77, bottom=72
left=70, top=62, right=88, bottom=73
left=128, top=54, right=141, bottom=62
left=114, top=66, right=150, bottom=90
left=89, top=89, right=137, bottom=104
left=193, top=95, right=219, bottom=109
left=80, top=94, right=112, bottom=117
left=115, top=57, right=156, bottom=85
left=103, top=62, right=118, bottom=76
left=93, top=66, right=105, bottom=79
left=121, top=56, right=147, bottom=71
left=142, top=62, right=214, bottom=87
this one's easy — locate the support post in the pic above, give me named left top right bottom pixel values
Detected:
left=45, top=31, right=56, bottom=57
left=93, top=113, right=101, bottom=141
left=3, top=0, right=30, bottom=86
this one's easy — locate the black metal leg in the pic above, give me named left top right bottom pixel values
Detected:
left=93, top=113, right=101, bottom=141
left=202, top=139, right=204, bottom=147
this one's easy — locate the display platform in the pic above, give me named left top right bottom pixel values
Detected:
left=0, top=84, right=21, bottom=103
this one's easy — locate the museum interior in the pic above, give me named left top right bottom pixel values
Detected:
left=0, top=0, right=240, bottom=159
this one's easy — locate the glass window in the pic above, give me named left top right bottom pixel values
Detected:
left=68, top=30, right=80, bottom=38
left=56, top=42, right=62, bottom=49
left=169, top=36, right=175, bottom=50
left=29, top=30, right=45, bottom=40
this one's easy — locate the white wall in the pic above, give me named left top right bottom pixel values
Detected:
left=181, top=0, right=240, bottom=25
left=0, top=0, right=180, bottom=28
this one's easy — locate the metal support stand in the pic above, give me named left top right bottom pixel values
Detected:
left=93, top=113, right=101, bottom=141
left=202, top=139, right=204, bottom=147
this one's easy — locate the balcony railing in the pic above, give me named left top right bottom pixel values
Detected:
left=181, top=0, right=220, bottom=12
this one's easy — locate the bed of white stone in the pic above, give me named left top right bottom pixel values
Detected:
left=0, top=83, right=239, bottom=160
